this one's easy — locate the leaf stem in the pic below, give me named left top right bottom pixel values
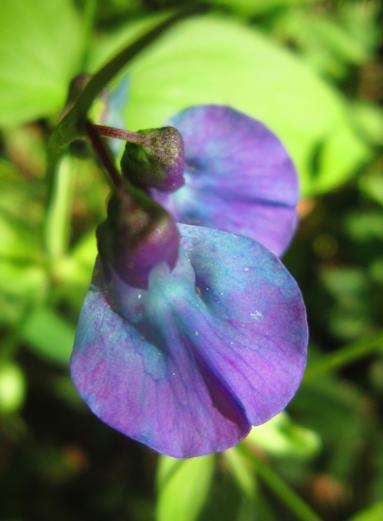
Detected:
left=304, top=331, right=383, bottom=382
left=84, top=121, right=122, bottom=189
left=242, top=449, right=323, bottom=521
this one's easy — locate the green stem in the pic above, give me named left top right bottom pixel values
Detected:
left=304, top=331, right=383, bottom=382
left=44, top=156, right=74, bottom=261
left=49, top=5, right=206, bottom=157
left=242, top=449, right=323, bottom=521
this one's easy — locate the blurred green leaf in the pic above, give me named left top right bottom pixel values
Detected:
left=246, top=412, right=321, bottom=459
left=350, top=502, right=383, bottom=521
left=214, top=0, right=315, bottom=16
left=352, top=103, right=383, bottom=146
left=21, top=307, right=75, bottom=366
left=360, top=169, right=383, bottom=206
left=93, top=15, right=369, bottom=196
left=279, top=10, right=371, bottom=73
left=0, top=262, right=47, bottom=325
left=224, top=448, right=255, bottom=499
left=293, top=376, right=369, bottom=482
left=157, top=455, right=215, bottom=521
left=340, top=0, right=381, bottom=57
left=345, top=212, right=383, bottom=243
left=0, top=0, right=81, bottom=126
left=0, top=362, right=26, bottom=414
left=320, top=268, right=373, bottom=340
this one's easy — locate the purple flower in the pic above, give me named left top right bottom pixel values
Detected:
left=152, top=105, right=299, bottom=257
left=70, top=106, right=308, bottom=458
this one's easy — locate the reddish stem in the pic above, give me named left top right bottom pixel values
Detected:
left=96, top=125, right=145, bottom=144
left=84, top=121, right=122, bottom=189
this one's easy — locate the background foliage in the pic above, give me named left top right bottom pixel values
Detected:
left=0, top=0, right=382, bottom=520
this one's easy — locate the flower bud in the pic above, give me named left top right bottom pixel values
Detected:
left=121, top=127, right=185, bottom=192
left=97, top=184, right=179, bottom=289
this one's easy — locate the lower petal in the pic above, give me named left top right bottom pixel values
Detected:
left=71, top=224, right=307, bottom=457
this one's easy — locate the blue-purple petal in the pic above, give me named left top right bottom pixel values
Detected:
left=71, top=224, right=307, bottom=457
left=152, top=105, right=299, bottom=256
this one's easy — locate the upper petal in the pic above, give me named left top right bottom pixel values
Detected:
left=152, top=105, right=299, bottom=256
left=71, top=224, right=307, bottom=457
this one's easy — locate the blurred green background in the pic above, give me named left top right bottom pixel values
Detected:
left=0, top=0, right=382, bottom=520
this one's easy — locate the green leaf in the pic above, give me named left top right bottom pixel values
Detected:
left=224, top=448, right=255, bottom=499
left=0, top=0, right=81, bottom=126
left=94, top=15, right=369, bottom=196
left=21, top=307, right=75, bottom=366
left=213, top=0, right=315, bottom=16
left=0, top=362, right=26, bottom=414
left=352, top=102, right=383, bottom=145
left=157, top=455, right=215, bottom=521
left=349, top=502, right=383, bottom=521
left=246, top=412, right=321, bottom=459
left=0, top=261, right=47, bottom=326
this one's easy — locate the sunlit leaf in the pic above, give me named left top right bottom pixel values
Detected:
left=0, top=362, right=26, bottom=414
left=350, top=502, right=383, bottom=521
left=92, top=15, right=369, bottom=196
left=157, top=455, right=215, bottom=521
left=246, top=412, right=321, bottom=459
left=0, top=0, right=81, bottom=126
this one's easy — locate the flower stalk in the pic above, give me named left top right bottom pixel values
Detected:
left=84, top=121, right=122, bottom=190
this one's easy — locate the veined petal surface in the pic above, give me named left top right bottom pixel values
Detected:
left=71, top=224, right=307, bottom=457
left=153, top=105, right=299, bottom=256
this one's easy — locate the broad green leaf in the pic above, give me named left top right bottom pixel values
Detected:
left=0, top=0, right=81, bottom=126
left=21, top=307, right=75, bottom=366
left=93, top=16, right=369, bottom=196
left=246, top=412, right=321, bottom=459
left=157, top=455, right=215, bottom=521
left=350, top=502, right=383, bottom=521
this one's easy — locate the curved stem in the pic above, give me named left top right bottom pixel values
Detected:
left=96, top=125, right=145, bottom=143
left=44, top=156, right=74, bottom=261
left=241, top=448, right=323, bottom=521
left=49, top=5, right=206, bottom=157
left=84, top=121, right=122, bottom=189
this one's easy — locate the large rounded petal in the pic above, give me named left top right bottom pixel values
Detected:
left=152, top=105, right=299, bottom=256
left=71, top=225, right=307, bottom=457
